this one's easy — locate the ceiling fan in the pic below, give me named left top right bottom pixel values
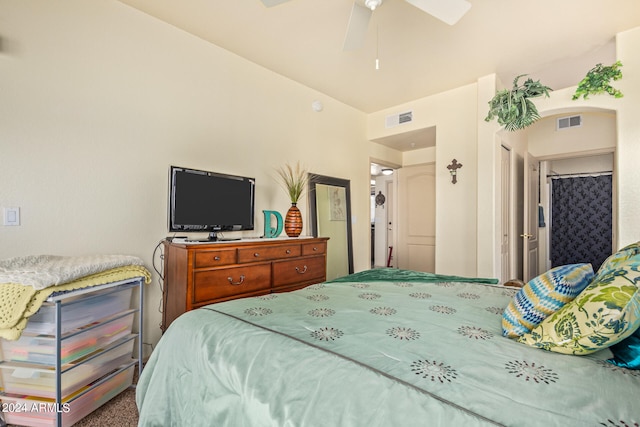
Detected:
left=260, top=0, right=472, bottom=51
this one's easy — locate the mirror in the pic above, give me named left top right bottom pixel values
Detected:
left=308, top=174, right=354, bottom=279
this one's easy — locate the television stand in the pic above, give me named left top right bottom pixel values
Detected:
left=161, top=237, right=329, bottom=331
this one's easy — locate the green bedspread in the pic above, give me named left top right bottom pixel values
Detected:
left=328, top=268, right=499, bottom=285
left=137, top=272, right=639, bottom=426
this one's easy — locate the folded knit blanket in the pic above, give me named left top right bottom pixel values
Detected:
left=0, top=254, right=145, bottom=290
left=0, top=255, right=151, bottom=341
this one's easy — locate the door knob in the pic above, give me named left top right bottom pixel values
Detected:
left=520, top=233, right=533, bottom=239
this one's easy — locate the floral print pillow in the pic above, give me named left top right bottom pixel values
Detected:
left=595, top=241, right=640, bottom=279
left=518, top=256, right=640, bottom=355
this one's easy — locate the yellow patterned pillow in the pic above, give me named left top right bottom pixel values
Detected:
left=595, top=241, right=640, bottom=279
left=518, top=257, right=640, bottom=355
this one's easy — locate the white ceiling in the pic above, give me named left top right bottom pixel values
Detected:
left=116, top=0, right=640, bottom=150
left=117, top=0, right=640, bottom=112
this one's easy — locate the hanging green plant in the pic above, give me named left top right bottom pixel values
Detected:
left=572, top=61, right=623, bottom=100
left=485, top=75, right=552, bottom=132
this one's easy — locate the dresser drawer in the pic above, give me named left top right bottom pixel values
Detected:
left=302, top=241, right=326, bottom=256
left=237, top=244, right=301, bottom=263
left=193, top=264, right=271, bottom=303
left=273, top=255, right=326, bottom=287
left=194, top=248, right=237, bottom=268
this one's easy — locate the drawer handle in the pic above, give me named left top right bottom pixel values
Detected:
left=286, top=249, right=291, bottom=254
left=295, top=265, right=308, bottom=274
left=312, top=247, right=318, bottom=251
left=214, top=256, right=221, bottom=261
left=254, top=253, right=260, bottom=258
left=227, top=275, right=245, bottom=285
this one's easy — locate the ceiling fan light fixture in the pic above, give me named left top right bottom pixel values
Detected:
left=365, top=0, right=382, bottom=11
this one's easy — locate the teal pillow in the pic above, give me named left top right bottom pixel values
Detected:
left=608, top=326, right=640, bottom=369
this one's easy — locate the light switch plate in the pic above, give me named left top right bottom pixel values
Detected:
left=3, top=207, right=20, bottom=226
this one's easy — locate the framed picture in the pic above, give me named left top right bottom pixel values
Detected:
left=329, top=186, right=346, bottom=221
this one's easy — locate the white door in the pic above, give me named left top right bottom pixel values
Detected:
left=522, top=152, right=540, bottom=282
left=385, top=179, right=395, bottom=267
left=397, top=164, right=436, bottom=272
left=373, top=176, right=395, bottom=268
left=501, top=146, right=511, bottom=283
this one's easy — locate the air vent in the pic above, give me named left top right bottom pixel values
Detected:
left=385, top=110, right=413, bottom=128
left=557, top=115, right=582, bottom=130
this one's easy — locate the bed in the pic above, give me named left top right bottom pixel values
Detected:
left=137, top=259, right=640, bottom=426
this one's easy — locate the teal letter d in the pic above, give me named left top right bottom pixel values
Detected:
left=262, top=210, right=283, bottom=238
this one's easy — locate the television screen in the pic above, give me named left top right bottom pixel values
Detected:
left=168, top=166, right=255, bottom=239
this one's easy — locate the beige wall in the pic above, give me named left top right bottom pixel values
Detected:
left=612, top=27, right=640, bottom=249
left=0, top=0, right=370, bottom=350
left=528, top=112, right=617, bottom=158
left=367, top=85, right=479, bottom=276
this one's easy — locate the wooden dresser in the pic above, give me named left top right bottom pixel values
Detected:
left=161, top=237, right=329, bottom=331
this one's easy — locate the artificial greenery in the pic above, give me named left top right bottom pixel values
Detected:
left=572, top=61, right=623, bottom=100
left=485, top=75, right=552, bottom=131
left=276, top=161, right=308, bottom=204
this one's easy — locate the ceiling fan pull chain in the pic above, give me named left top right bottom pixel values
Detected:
left=375, top=25, right=380, bottom=70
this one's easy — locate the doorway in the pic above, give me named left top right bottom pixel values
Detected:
left=370, top=162, right=436, bottom=272
left=371, top=163, right=395, bottom=268
left=510, top=110, right=617, bottom=280
left=543, top=154, right=614, bottom=271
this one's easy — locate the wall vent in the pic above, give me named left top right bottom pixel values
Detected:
left=385, top=110, right=413, bottom=128
left=557, top=115, right=582, bottom=130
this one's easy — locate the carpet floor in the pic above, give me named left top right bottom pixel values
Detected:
left=73, top=384, right=138, bottom=427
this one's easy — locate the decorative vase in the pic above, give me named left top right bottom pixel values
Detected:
left=284, top=203, right=303, bottom=237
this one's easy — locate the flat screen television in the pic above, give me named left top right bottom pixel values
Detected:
left=168, top=166, right=255, bottom=241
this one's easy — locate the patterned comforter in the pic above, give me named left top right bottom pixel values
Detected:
left=136, top=269, right=639, bottom=426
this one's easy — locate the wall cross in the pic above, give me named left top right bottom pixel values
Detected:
left=447, top=159, right=463, bottom=184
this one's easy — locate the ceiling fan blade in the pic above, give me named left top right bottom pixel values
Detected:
left=343, top=2, right=372, bottom=51
left=260, top=0, right=292, bottom=7
left=404, top=0, right=471, bottom=25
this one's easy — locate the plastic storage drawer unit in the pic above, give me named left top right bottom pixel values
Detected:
left=0, top=364, right=135, bottom=427
left=0, top=311, right=135, bottom=366
left=0, top=337, right=135, bottom=399
left=23, top=287, right=133, bottom=336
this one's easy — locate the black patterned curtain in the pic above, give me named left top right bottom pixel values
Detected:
left=550, top=175, right=612, bottom=270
